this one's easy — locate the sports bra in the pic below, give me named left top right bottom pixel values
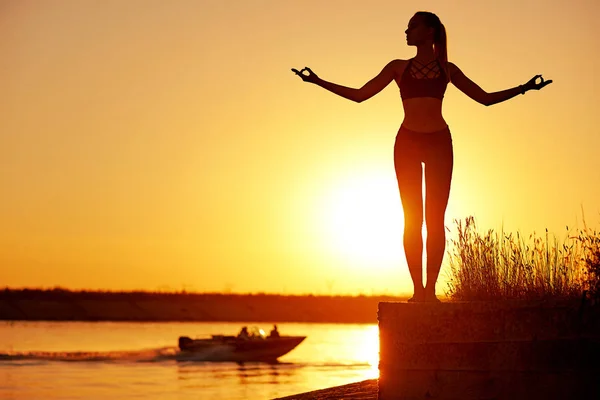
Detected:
left=399, top=58, right=448, bottom=100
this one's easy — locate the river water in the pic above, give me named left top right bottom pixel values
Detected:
left=0, top=321, right=379, bottom=399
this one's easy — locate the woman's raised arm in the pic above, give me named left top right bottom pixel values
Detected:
left=292, top=60, right=402, bottom=103
left=449, top=62, right=553, bottom=106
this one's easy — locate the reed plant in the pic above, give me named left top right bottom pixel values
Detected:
left=444, top=216, right=600, bottom=301
left=578, top=223, right=600, bottom=301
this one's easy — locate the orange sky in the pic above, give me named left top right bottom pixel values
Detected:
left=1, top=0, right=599, bottom=295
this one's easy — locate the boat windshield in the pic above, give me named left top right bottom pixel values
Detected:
left=248, top=326, right=266, bottom=339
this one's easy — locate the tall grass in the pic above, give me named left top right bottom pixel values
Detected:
left=444, top=216, right=600, bottom=301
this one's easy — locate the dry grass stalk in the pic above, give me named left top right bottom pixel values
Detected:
left=444, top=216, right=600, bottom=301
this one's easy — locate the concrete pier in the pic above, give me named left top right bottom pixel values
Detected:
left=378, top=301, right=600, bottom=400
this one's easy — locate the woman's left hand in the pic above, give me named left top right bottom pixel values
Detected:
left=524, top=75, right=553, bottom=92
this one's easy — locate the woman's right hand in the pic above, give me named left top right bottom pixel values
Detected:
left=291, top=67, right=320, bottom=84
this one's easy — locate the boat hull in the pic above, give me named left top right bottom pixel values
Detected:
left=177, top=335, right=306, bottom=362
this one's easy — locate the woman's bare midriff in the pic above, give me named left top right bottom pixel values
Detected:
left=401, top=97, right=448, bottom=132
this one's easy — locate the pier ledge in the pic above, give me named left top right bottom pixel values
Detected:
left=378, top=300, right=600, bottom=400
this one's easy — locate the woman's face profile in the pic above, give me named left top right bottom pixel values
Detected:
left=405, top=15, right=433, bottom=46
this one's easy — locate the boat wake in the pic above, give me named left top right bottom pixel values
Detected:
left=0, top=347, right=372, bottom=368
left=0, top=347, right=180, bottom=363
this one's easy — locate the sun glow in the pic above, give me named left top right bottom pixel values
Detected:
left=319, top=170, right=405, bottom=267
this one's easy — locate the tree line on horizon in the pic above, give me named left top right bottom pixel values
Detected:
left=0, top=287, right=409, bottom=300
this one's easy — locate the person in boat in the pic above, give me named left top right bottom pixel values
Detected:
left=292, top=11, right=551, bottom=302
left=268, top=324, right=280, bottom=338
left=238, top=326, right=249, bottom=339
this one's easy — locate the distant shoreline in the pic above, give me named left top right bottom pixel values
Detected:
left=0, top=288, right=408, bottom=323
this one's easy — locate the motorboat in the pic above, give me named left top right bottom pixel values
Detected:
left=177, top=326, right=306, bottom=362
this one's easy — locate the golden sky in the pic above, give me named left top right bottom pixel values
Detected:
left=1, top=0, right=599, bottom=295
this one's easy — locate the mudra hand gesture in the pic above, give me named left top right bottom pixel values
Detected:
left=291, top=67, right=320, bottom=84
left=524, top=75, right=553, bottom=92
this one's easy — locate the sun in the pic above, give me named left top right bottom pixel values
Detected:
left=318, top=169, right=405, bottom=267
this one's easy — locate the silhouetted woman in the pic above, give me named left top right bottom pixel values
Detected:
left=292, top=11, right=552, bottom=302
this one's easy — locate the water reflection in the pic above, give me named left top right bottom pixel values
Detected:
left=175, top=361, right=299, bottom=386
left=235, top=362, right=292, bottom=385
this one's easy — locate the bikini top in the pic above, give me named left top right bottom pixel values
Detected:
left=399, top=58, right=448, bottom=100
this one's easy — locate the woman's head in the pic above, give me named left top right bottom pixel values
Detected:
left=405, top=12, right=448, bottom=76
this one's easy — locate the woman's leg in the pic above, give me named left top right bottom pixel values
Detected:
left=394, top=132, right=425, bottom=300
left=423, top=129, right=453, bottom=301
